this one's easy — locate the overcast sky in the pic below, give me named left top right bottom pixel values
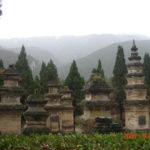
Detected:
left=0, top=0, right=150, bottom=38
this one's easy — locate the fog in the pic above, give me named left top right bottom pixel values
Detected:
left=1, top=0, right=150, bottom=38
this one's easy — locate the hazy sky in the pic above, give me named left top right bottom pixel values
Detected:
left=0, top=0, right=150, bottom=38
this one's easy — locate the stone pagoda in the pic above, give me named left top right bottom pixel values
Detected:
left=45, top=83, right=74, bottom=133
left=60, top=87, right=74, bottom=133
left=0, top=64, right=26, bottom=134
left=44, top=83, right=62, bottom=133
left=124, top=41, right=149, bottom=131
left=23, top=94, right=50, bottom=135
left=81, top=73, right=115, bottom=121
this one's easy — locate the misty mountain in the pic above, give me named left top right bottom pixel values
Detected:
left=0, top=34, right=149, bottom=64
left=8, top=47, right=59, bottom=65
left=0, top=47, right=41, bottom=76
left=58, top=40, right=150, bottom=79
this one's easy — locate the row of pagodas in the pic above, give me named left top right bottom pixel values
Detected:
left=0, top=40, right=149, bottom=134
left=0, top=65, right=74, bottom=134
left=81, top=41, right=150, bottom=132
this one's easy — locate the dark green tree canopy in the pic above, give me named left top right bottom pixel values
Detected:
left=112, top=46, right=127, bottom=88
left=0, top=59, right=4, bottom=69
left=65, top=60, right=84, bottom=116
left=112, top=45, right=127, bottom=120
left=92, top=59, right=104, bottom=77
left=143, top=53, right=150, bottom=96
left=15, top=45, right=34, bottom=94
left=0, top=59, right=4, bottom=87
left=39, top=60, right=59, bottom=93
left=65, top=60, right=84, bottom=93
left=39, top=61, right=47, bottom=93
left=47, top=59, right=58, bottom=84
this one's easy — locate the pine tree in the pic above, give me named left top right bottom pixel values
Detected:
left=65, top=60, right=84, bottom=116
left=39, top=61, right=47, bottom=93
left=0, top=59, right=4, bottom=87
left=15, top=45, right=34, bottom=95
left=34, top=75, right=41, bottom=93
left=92, top=59, right=104, bottom=77
left=0, top=59, right=4, bottom=69
left=47, top=59, right=58, bottom=83
left=112, top=46, right=127, bottom=121
left=143, top=53, right=150, bottom=96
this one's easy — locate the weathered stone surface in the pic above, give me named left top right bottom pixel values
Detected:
left=125, top=89, right=147, bottom=100
left=0, top=65, right=25, bottom=135
left=81, top=73, right=115, bottom=127
left=23, top=94, right=50, bottom=135
left=125, top=106, right=150, bottom=130
left=93, top=117, right=123, bottom=133
left=124, top=41, right=150, bottom=131
left=0, top=112, right=22, bottom=134
left=45, top=84, right=74, bottom=133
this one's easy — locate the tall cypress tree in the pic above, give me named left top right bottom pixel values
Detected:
left=0, top=59, right=4, bottom=69
left=92, top=59, right=104, bottom=77
left=112, top=46, right=127, bottom=121
left=34, top=75, right=41, bottom=93
left=39, top=61, right=47, bottom=93
left=0, top=59, right=4, bottom=87
left=15, top=45, right=34, bottom=95
left=65, top=60, right=84, bottom=116
left=143, top=53, right=150, bottom=96
left=47, top=59, right=58, bottom=83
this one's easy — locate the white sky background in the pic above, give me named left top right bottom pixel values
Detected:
left=0, top=0, right=150, bottom=38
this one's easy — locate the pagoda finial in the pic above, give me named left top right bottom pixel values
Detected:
left=131, top=40, right=138, bottom=51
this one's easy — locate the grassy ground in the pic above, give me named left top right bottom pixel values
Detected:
left=0, top=133, right=150, bottom=150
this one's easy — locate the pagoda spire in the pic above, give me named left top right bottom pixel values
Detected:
left=131, top=40, right=138, bottom=51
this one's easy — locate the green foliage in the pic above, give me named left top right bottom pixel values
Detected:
left=33, top=75, right=41, bottom=93
left=65, top=60, right=84, bottom=116
left=39, top=60, right=59, bottom=94
left=0, top=59, right=4, bottom=69
left=0, top=133, right=150, bottom=150
left=91, top=74, right=102, bottom=82
left=39, top=62, right=47, bottom=93
left=112, top=46, right=127, bottom=88
left=92, top=59, right=104, bottom=77
left=15, top=45, right=34, bottom=95
left=46, top=59, right=58, bottom=84
left=0, top=59, right=4, bottom=87
left=112, top=46, right=127, bottom=120
left=143, top=53, right=150, bottom=96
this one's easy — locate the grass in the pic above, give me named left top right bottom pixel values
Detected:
left=0, top=133, right=150, bottom=150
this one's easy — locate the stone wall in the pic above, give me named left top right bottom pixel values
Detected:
left=4, top=80, right=18, bottom=87
left=82, top=108, right=111, bottom=120
left=0, top=111, right=21, bottom=134
left=46, top=111, right=61, bottom=133
left=125, top=106, right=149, bottom=130
left=92, top=94, right=110, bottom=101
left=1, top=96, right=21, bottom=104
left=127, top=77, right=144, bottom=85
left=128, top=67, right=142, bottom=74
left=126, top=89, right=147, bottom=100
left=62, top=110, right=74, bottom=132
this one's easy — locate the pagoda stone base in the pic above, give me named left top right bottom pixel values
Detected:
left=46, top=111, right=61, bottom=133
left=23, top=126, right=50, bottom=135
left=46, top=109, right=74, bottom=133
left=0, top=111, right=22, bottom=134
left=125, top=105, right=150, bottom=130
left=62, top=110, right=74, bottom=133
left=82, top=109, right=112, bottom=120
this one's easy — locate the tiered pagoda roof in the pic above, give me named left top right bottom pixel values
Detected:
left=0, top=64, right=22, bottom=81
left=126, top=40, right=145, bottom=79
left=83, top=73, right=112, bottom=93
left=0, top=65, right=24, bottom=95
